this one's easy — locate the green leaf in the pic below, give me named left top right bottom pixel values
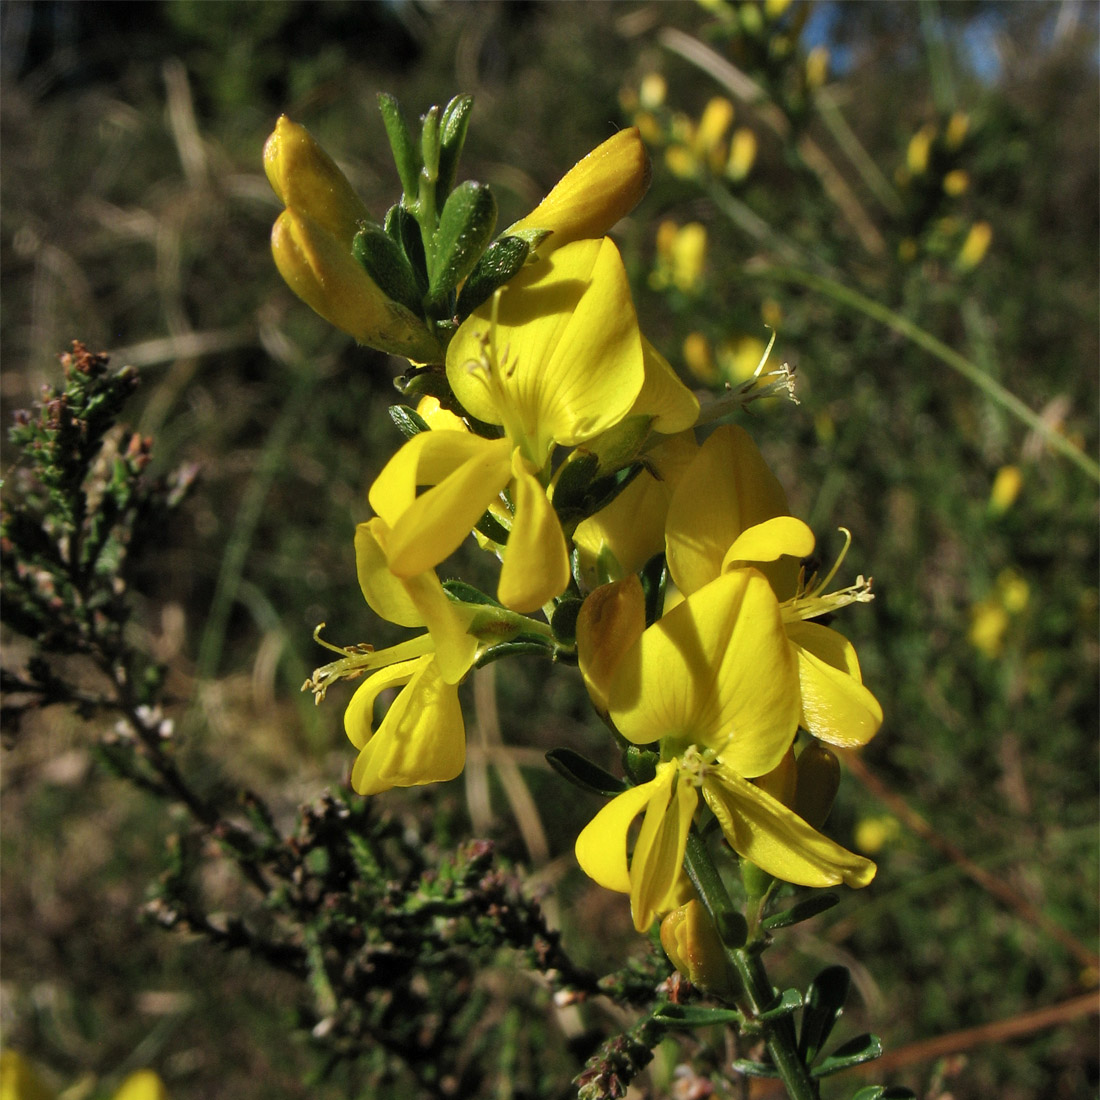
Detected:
left=799, top=965, right=850, bottom=1063
left=377, top=93, right=420, bottom=198
left=456, top=236, right=530, bottom=318
left=428, top=181, right=498, bottom=301
left=384, top=203, right=429, bottom=293
left=758, top=988, right=803, bottom=1022
left=437, top=94, right=474, bottom=204
left=388, top=403, right=430, bottom=441
left=811, top=1033, right=884, bottom=1078
left=545, top=748, right=626, bottom=797
left=419, top=104, right=441, bottom=186
left=474, top=637, right=556, bottom=667
left=731, top=1058, right=780, bottom=1079
left=762, top=892, right=839, bottom=931
left=441, top=579, right=503, bottom=607
left=651, top=1002, right=746, bottom=1029
left=352, top=222, right=424, bottom=314
left=849, top=1088, right=916, bottom=1100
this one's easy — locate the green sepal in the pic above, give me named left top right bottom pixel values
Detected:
left=388, top=403, right=430, bottom=441
left=394, top=366, right=454, bottom=405
left=474, top=509, right=511, bottom=545
left=730, top=1059, right=780, bottom=1079
left=639, top=553, right=668, bottom=627
left=810, top=1034, right=884, bottom=1079
left=551, top=451, right=600, bottom=519
left=474, top=637, right=556, bottom=668
left=377, top=93, right=420, bottom=198
left=456, top=236, right=530, bottom=318
left=352, top=221, right=424, bottom=314
left=441, top=579, right=503, bottom=607
left=428, top=181, right=498, bottom=301
left=624, top=746, right=658, bottom=784
left=505, top=226, right=554, bottom=255
left=651, top=1002, right=746, bottom=1029
left=762, top=892, right=839, bottom=932
left=550, top=596, right=583, bottom=647
left=740, top=857, right=775, bottom=899
left=582, top=462, right=644, bottom=517
left=545, top=748, right=626, bottom=797
left=757, top=988, right=802, bottom=1022
left=798, top=965, right=850, bottom=1063
left=437, top=94, right=474, bottom=205
left=384, top=203, right=429, bottom=293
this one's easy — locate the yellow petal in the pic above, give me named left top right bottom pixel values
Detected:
left=112, top=1071, right=169, bottom=1100
left=609, top=570, right=799, bottom=777
left=344, top=658, right=423, bottom=749
left=723, top=516, right=816, bottom=568
left=574, top=431, right=698, bottom=590
left=271, top=209, right=440, bottom=362
left=787, top=621, right=883, bottom=748
left=575, top=764, right=675, bottom=893
left=0, top=1051, right=55, bottom=1100
left=355, top=519, right=422, bottom=627
left=356, top=518, right=478, bottom=683
left=496, top=452, right=570, bottom=612
left=371, top=434, right=513, bottom=577
left=446, top=238, right=644, bottom=462
left=666, top=423, right=794, bottom=597
left=576, top=576, right=647, bottom=713
left=263, top=115, right=368, bottom=244
left=507, top=127, right=651, bottom=251
left=703, top=768, right=876, bottom=888
left=630, top=771, right=698, bottom=931
left=630, top=339, right=700, bottom=434
left=350, top=657, right=464, bottom=794
left=370, top=430, right=509, bottom=522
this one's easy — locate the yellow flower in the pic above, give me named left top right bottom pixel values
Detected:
left=665, top=424, right=883, bottom=749
left=369, top=237, right=645, bottom=612
left=0, top=1053, right=168, bottom=1100
left=263, top=116, right=441, bottom=362
left=506, top=127, right=651, bottom=253
left=305, top=519, right=483, bottom=794
left=575, top=572, right=873, bottom=931
left=650, top=221, right=707, bottom=294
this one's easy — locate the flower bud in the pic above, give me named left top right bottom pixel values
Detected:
left=264, top=115, right=367, bottom=244
left=507, top=128, right=651, bottom=251
left=264, top=116, right=442, bottom=362
left=271, top=209, right=441, bottom=362
left=660, top=898, right=738, bottom=996
left=794, top=741, right=841, bottom=830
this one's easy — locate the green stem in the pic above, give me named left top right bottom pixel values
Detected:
left=684, top=830, right=820, bottom=1100
left=753, top=265, right=1100, bottom=484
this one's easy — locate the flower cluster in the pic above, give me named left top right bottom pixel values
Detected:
left=265, top=93, right=882, bottom=945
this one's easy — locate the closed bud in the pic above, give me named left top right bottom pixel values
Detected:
left=272, top=209, right=442, bottom=362
left=660, top=899, right=738, bottom=995
left=264, top=116, right=443, bottom=362
left=794, top=741, right=841, bottom=830
left=264, top=115, right=367, bottom=245
left=508, top=128, right=651, bottom=252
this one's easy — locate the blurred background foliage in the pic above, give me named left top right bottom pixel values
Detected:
left=1, top=1, right=1096, bottom=1098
